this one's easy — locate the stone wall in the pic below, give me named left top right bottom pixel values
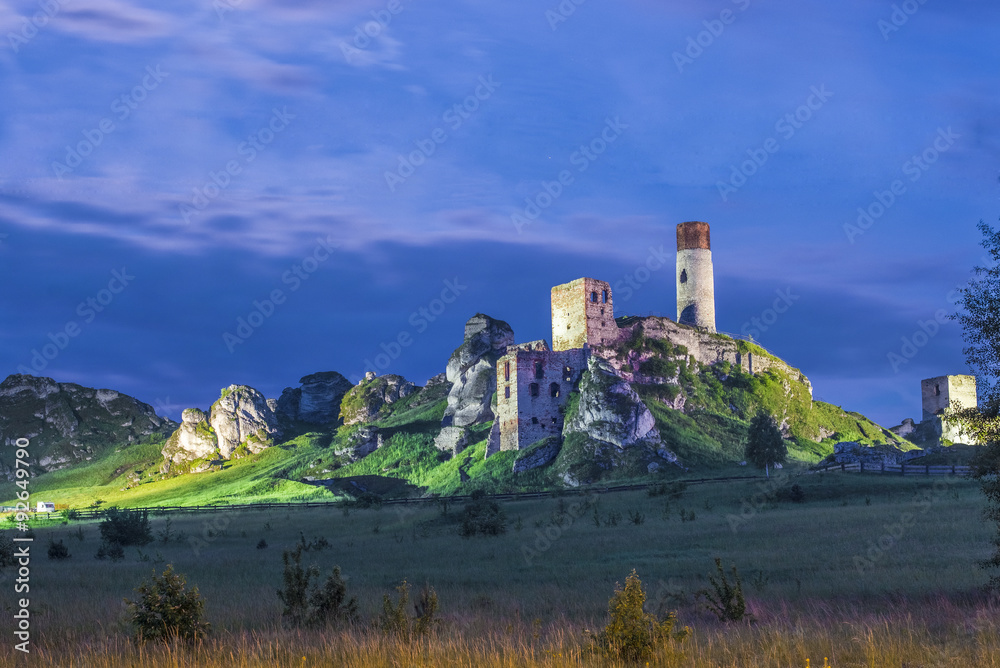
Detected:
left=496, top=347, right=587, bottom=451
left=551, top=277, right=620, bottom=351
left=608, top=316, right=812, bottom=396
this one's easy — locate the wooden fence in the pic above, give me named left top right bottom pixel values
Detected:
left=812, top=462, right=971, bottom=476
left=6, top=464, right=974, bottom=524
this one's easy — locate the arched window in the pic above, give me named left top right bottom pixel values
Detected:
left=680, top=269, right=688, bottom=283
left=534, top=361, right=544, bottom=379
left=504, top=361, right=510, bottom=382
left=504, top=386, right=510, bottom=399
left=602, top=289, right=608, bottom=303
left=550, top=382, right=560, bottom=398
left=591, top=291, right=598, bottom=302
left=531, top=417, right=538, bottom=424
left=529, top=383, right=539, bottom=397
left=935, top=384, right=941, bottom=396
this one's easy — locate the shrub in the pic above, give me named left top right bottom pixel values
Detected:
left=588, top=570, right=690, bottom=663
left=99, top=508, right=152, bottom=547
left=377, top=580, right=439, bottom=641
left=124, top=565, right=210, bottom=644
left=698, top=558, right=753, bottom=623
left=95, top=541, right=125, bottom=562
left=47, top=538, right=70, bottom=560
left=0, top=532, right=14, bottom=568
left=459, top=492, right=506, bottom=537
left=256, top=539, right=268, bottom=549
left=277, top=545, right=357, bottom=628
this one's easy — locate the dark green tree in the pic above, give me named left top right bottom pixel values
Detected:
left=744, top=410, right=786, bottom=478
left=951, top=220, right=1000, bottom=587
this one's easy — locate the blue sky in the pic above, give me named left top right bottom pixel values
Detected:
left=0, top=0, right=997, bottom=428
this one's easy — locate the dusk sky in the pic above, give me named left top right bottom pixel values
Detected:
left=1, top=0, right=998, bottom=429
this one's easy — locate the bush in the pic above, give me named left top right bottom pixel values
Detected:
left=124, top=565, right=210, bottom=644
left=277, top=544, right=357, bottom=629
left=588, top=570, right=690, bottom=663
left=99, top=508, right=152, bottom=547
left=377, top=580, right=439, bottom=641
left=256, top=539, right=268, bottom=549
left=459, top=492, right=506, bottom=537
left=47, top=538, right=70, bottom=560
left=0, top=532, right=14, bottom=568
left=698, top=558, right=753, bottom=623
left=95, top=541, right=125, bottom=562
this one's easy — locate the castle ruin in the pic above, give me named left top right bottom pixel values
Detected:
left=676, top=221, right=716, bottom=333
left=921, top=374, right=979, bottom=444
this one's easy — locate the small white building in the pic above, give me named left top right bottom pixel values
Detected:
left=36, top=502, right=55, bottom=513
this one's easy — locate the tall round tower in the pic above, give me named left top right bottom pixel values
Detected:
left=676, top=221, right=716, bottom=332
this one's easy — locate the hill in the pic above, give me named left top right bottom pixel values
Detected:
left=0, top=311, right=924, bottom=509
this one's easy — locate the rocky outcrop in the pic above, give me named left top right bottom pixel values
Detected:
left=513, top=437, right=561, bottom=472
left=484, top=420, right=500, bottom=458
left=830, top=441, right=921, bottom=467
left=277, top=371, right=353, bottom=425
left=335, top=425, right=383, bottom=460
left=563, top=357, right=661, bottom=448
left=0, top=374, right=175, bottom=479
left=161, top=408, right=217, bottom=468
left=434, top=426, right=472, bottom=455
left=339, top=374, right=417, bottom=426
left=210, top=385, right=281, bottom=458
left=441, top=314, right=515, bottom=428
left=610, top=317, right=812, bottom=397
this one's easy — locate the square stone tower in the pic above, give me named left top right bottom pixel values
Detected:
left=551, top=277, right=619, bottom=351
left=921, top=375, right=977, bottom=420
left=921, top=374, right=979, bottom=444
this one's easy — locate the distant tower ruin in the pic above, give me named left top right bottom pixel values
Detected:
left=921, top=374, right=979, bottom=444
left=676, top=221, right=716, bottom=333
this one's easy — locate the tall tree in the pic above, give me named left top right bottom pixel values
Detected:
left=744, top=410, right=786, bottom=478
left=952, top=220, right=1000, bottom=587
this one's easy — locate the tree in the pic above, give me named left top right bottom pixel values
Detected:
left=124, top=565, right=210, bottom=644
left=744, top=410, right=786, bottom=478
left=951, top=220, right=1000, bottom=587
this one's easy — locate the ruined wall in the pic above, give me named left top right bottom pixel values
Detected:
left=613, top=316, right=812, bottom=396
left=676, top=222, right=716, bottom=333
left=551, top=277, right=619, bottom=351
left=921, top=375, right=977, bottom=421
left=496, top=347, right=587, bottom=451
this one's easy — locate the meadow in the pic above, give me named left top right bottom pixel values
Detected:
left=2, top=471, right=998, bottom=667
